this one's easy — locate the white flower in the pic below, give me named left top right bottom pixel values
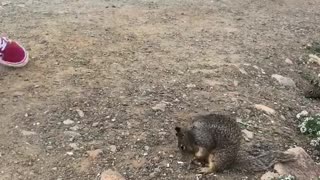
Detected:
left=308, top=128, right=314, bottom=133
left=310, top=139, right=320, bottom=147
left=317, top=131, right=320, bottom=136
left=304, top=117, right=313, bottom=122
left=317, top=121, right=320, bottom=125
left=300, top=126, right=307, bottom=133
left=298, top=122, right=306, bottom=128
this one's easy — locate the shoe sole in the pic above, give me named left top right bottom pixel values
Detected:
left=0, top=42, right=29, bottom=68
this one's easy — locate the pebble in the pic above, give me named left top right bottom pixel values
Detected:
left=100, top=169, right=125, bottom=180
left=17, top=4, right=25, bottom=8
left=149, top=172, right=156, bottom=177
left=285, top=58, right=293, bottom=64
left=92, top=122, right=99, bottom=127
left=64, top=131, right=81, bottom=137
left=63, top=119, right=74, bottom=125
left=66, top=151, right=73, bottom=156
left=144, top=146, right=150, bottom=151
left=152, top=102, right=167, bottom=112
left=76, top=109, right=84, bottom=118
left=242, top=129, right=254, bottom=141
left=186, top=84, right=196, bottom=88
left=69, top=143, right=80, bottom=150
left=21, top=130, right=37, bottom=136
left=254, top=104, right=276, bottom=115
left=87, top=149, right=103, bottom=160
left=271, top=74, right=296, bottom=87
left=70, top=125, right=80, bottom=131
left=109, top=145, right=117, bottom=153
left=1, top=1, right=10, bottom=6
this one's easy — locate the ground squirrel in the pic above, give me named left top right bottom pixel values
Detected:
left=175, top=113, right=296, bottom=174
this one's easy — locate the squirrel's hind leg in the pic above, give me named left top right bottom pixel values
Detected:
left=199, top=148, right=237, bottom=174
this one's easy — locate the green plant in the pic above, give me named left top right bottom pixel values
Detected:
left=298, top=114, right=320, bottom=149
left=275, top=175, right=296, bottom=180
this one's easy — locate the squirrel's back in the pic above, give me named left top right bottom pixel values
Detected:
left=190, top=113, right=242, bottom=150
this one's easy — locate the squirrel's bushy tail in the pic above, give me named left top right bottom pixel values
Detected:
left=234, top=150, right=296, bottom=172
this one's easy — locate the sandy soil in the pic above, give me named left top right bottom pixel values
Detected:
left=0, top=0, right=320, bottom=179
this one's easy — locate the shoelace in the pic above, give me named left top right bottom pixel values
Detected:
left=0, top=38, right=8, bottom=57
left=0, top=37, right=8, bottom=53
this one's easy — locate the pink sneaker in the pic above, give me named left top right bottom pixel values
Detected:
left=0, top=37, right=28, bottom=67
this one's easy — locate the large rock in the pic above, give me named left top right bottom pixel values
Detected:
left=100, top=169, right=125, bottom=180
left=271, top=74, right=296, bottom=87
left=261, top=171, right=280, bottom=180
left=273, top=147, right=320, bottom=179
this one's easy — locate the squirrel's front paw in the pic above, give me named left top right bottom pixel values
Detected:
left=198, top=167, right=215, bottom=174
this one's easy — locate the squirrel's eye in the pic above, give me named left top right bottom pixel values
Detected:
left=180, top=145, right=185, bottom=150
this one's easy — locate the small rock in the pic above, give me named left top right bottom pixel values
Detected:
left=260, top=171, right=280, bottom=180
left=144, top=146, right=150, bottom=151
left=242, top=129, right=254, bottom=141
left=271, top=74, right=296, bottom=87
left=234, top=80, right=239, bottom=87
left=70, top=125, right=80, bottom=131
left=1, top=1, right=11, bottom=6
left=273, top=147, right=320, bottom=179
left=100, top=169, right=125, bottom=180
left=109, top=145, right=117, bottom=153
left=66, top=151, right=73, bottom=156
left=254, top=104, right=276, bottom=115
left=87, top=149, right=103, bottom=160
left=285, top=58, right=293, bottom=64
left=69, top=143, right=80, bottom=150
left=12, top=91, right=24, bottom=97
left=21, top=130, right=37, bottom=136
left=132, top=158, right=146, bottom=168
left=76, top=109, right=84, bottom=118
left=186, top=84, right=196, bottom=88
left=17, top=4, right=25, bottom=8
left=152, top=102, right=167, bottom=112
left=149, top=172, right=156, bottom=178
left=296, top=110, right=308, bottom=119
left=63, top=119, right=74, bottom=125
left=92, top=122, right=99, bottom=127
left=64, top=131, right=81, bottom=137
left=238, top=68, right=248, bottom=75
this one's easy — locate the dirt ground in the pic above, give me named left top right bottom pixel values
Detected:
left=1, top=0, right=320, bottom=179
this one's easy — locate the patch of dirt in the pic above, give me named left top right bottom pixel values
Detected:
left=1, top=0, right=320, bottom=179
